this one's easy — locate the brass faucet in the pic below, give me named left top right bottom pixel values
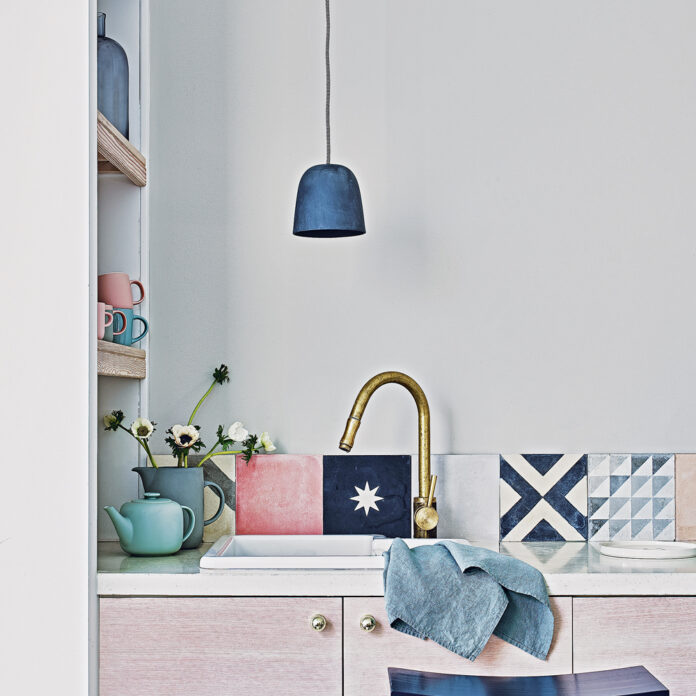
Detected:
left=339, top=371, right=438, bottom=538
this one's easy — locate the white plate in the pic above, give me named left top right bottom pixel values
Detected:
left=598, top=541, right=696, bottom=560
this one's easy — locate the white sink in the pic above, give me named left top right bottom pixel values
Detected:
left=200, top=534, right=468, bottom=569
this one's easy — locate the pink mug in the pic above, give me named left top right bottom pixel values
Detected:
left=98, top=273, right=145, bottom=309
left=97, top=302, right=113, bottom=340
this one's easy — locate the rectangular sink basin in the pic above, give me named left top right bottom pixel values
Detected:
left=200, top=535, right=468, bottom=569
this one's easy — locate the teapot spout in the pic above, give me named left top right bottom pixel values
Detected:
left=104, top=506, right=133, bottom=545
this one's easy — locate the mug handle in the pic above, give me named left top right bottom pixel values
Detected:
left=131, top=280, right=145, bottom=306
left=112, top=310, right=127, bottom=336
left=104, top=311, right=113, bottom=328
left=203, top=481, right=225, bottom=525
left=181, top=505, right=196, bottom=543
left=131, top=315, right=149, bottom=343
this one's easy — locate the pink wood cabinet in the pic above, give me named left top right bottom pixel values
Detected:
left=100, top=597, right=342, bottom=696
left=573, top=597, right=696, bottom=696
left=343, top=597, right=572, bottom=696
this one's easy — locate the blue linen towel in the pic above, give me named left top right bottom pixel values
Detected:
left=383, top=539, right=554, bottom=661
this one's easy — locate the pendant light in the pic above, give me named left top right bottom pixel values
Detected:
left=293, top=0, right=366, bottom=238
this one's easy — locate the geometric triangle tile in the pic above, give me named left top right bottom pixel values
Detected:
left=587, top=454, right=675, bottom=541
left=631, top=518, right=651, bottom=538
left=630, top=475, right=651, bottom=495
left=588, top=497, right=609, bottom=519
left=632, top=455, right=653, bottom=478
left=655, top=499, right=675, bottom=520
left=592, top=498, right=612, bottom=521
left=609, top=497, right=630, bottom=518
left=653, top=476, right=675, bottom=498
left=652, top=497, right=672, bottom=519
left=631, top=498, right=652, bottom=519
left=652, top=476, right=673, bottom=497
left=609, top=518, right=630, bottom=539
left=653, top=519, right=675, bottom=541
left=588, top=475, right=610, bottom=497
left=633, top=477, right=653, bottom=499
left=610, top=475, right=630, bottom=496
left=610, top=454, right=631, bottom=476
left=633, top=520, right=654, bottom=540
left=590, top=519, right=610, bottom=541
left=588, top=454, right=610, bottom=477
left=500, top=454, right=588, bottom=540
left=653, top=455, right=675, bottom=477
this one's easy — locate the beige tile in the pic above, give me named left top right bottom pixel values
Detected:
left=676, top=454, right=696, bottom=540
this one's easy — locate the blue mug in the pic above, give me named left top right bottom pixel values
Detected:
left=113, top=308, right=148, bottom=346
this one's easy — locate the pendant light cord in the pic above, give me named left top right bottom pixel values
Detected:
left=325, top=0, right=331, bottom=164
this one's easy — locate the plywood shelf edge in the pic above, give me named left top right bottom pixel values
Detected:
left=97, top=340, right=146, bottom=379
left=97, top=111, right=147, bottom=187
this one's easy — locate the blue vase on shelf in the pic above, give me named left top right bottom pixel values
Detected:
left=97, top=12, right=129, bottom=138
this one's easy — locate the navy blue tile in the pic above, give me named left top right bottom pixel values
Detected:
left=323, top=455, right=411, bottom=537
left=500, top=454, right=588, bottom=541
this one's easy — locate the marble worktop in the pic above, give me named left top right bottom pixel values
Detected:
left=97, top=540, right=696, bottom=597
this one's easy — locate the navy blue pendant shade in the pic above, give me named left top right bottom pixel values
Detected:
left=293, top=164, right=366, bottom=238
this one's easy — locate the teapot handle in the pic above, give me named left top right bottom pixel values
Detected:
left=181, top=505, right=195, bottom=543
left=203, top=480, right=225, bottom=525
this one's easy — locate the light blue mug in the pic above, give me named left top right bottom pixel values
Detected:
left=113, top=308, right=148, bottom=346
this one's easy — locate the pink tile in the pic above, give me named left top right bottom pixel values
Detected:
left=676, top=454, right=696, bottom=541
left=235, top=454, right=323, bottom=534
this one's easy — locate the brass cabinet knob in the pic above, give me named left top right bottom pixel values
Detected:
left=310, top=614, right=327, bottom=632
left=359, top=614, right=377, bottom=632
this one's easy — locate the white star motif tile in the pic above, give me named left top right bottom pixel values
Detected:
left=350, top=481, right=383, bottom=516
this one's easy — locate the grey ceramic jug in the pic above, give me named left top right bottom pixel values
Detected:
left=133, top=467, right=224, bottom=549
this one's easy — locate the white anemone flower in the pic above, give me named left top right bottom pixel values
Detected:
left=227, top=421, right=249, bottom=442
left=131, top=417, right=155, bottom=439
left=259, top=432, right=276, bottom=452
left=170, top=424, right=200, bottom=448
left=103, top=413, right=118, bottom=429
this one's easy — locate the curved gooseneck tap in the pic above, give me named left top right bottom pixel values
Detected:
left=339, top=371, right=438, bottom=537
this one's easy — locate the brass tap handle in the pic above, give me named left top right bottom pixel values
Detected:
left=310, top=614, right=327, bottom=632
left=426, top=474, right=437, bottom=507
left=414, top=474, right=439, bottom=532
left=359, top=614, right=377, bottom=632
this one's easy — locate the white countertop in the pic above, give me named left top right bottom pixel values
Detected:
left=98, top=540, right=696, bottom=597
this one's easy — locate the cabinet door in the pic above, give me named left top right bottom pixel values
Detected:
left=343, top=597, right=572, bottom=696
left=100, top=597, right=342, bottom=696
left=573, top=597, right=696, bottom=696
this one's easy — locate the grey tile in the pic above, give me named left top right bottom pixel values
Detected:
left=413, top=454, right=500, bottom=541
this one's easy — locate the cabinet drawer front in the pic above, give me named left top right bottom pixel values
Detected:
left=573, top=597, right=696, bottom=696
left=344, top=596, right=572, bottom=696
left=100, top=597, right=342, bottom=696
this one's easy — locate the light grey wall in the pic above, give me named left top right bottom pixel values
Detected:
left=149, top=0, right=696, bottom=456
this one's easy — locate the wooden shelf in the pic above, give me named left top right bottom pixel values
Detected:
left=97, top=341, right=146, bottom=379
left=97, top=111, right=147, bottom=187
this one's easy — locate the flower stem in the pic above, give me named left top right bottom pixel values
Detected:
left=117, top=424, right=158, bottom=468
left=197, top=448, right=244, bottom=468
left=188, top=380, right=216, bottom=426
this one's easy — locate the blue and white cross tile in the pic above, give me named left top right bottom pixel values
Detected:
left=500, top=454, right=588, bottom=541
left=322, top=455, right=411, bottom=537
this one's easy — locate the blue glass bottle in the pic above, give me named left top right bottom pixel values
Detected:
left=97, top=12, right=129, bottom=138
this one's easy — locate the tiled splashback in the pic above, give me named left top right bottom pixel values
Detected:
left=156, top=452, right=695, bottom=542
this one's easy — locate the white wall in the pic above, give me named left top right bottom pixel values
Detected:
left=149, top=0, right=696, bottom=457
left=0, top=2, right=90, bottom=694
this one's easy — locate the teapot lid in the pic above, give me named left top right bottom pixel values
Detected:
left=134, top=492, right=172, bottom=504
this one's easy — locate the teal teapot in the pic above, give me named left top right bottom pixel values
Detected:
left=104, top=492, right=195, bottom=556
